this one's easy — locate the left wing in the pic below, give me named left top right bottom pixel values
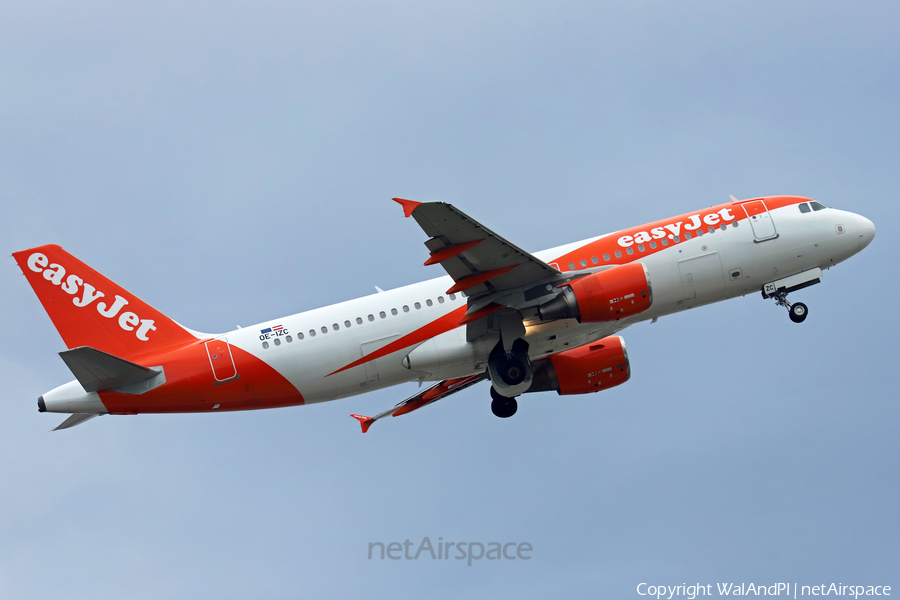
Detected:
left=394, top=198, right=592, bottom=342
left=394, top=197, right=595, bottom=340
left=351, top=374, right=485, bottom=433
left=394, top=198, right=562, bottom=297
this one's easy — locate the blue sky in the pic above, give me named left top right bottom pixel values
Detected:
left=1, top=2, right=897, bottom=598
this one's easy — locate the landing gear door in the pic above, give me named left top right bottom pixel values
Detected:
left=206, top=337, right=238, bottom=382
left=741, top=200, right=778, bottom=242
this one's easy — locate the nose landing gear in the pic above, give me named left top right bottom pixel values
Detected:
left=762, top=269, right=821, bottom=324
left=772, top=291, right=808, bottom=323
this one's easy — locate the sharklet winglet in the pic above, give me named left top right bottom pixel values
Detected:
left=351, top=414, right=375, bottom=433
left=392, top=198, right=421, bottom=218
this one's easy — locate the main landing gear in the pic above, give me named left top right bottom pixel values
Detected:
left=771, top=291, right=808, bottom=324
left=490, top=387, right=518, bottom=418
left=487, top=337, right=531, bottom=419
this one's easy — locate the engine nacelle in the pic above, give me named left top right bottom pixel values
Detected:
left=538, top=262, right=652, bottom=323
left=527, top=336, right=630, bottom=395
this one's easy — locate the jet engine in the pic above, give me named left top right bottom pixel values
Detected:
left=538, top=262, right=652, bottom=322
left=527, top=336, right=630, bottom=395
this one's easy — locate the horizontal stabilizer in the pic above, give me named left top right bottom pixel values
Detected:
left=59, top=346, right=160, bottom=393
left=53, top=413, right=101, bottom=431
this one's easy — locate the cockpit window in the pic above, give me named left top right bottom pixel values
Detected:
left=799, top=203, right=811, bottom=214
left=810, top=201, right=827, bottom=211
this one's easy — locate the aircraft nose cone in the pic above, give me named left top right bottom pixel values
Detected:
left=857, top=215, right=876, bottom=251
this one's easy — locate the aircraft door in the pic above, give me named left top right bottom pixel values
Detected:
left=741, top=200, right=778, bottom=241
left=206, top=337, right=238, bottom=382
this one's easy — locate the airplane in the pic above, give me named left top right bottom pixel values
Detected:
left=13, top=195, right=875, bottom=432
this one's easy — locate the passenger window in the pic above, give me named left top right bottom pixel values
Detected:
left=344, top=320, right=351, bottom=328
left=402, top=305, right=409, bottom=312
left=414, top=302, right=421, bottom=309
left=426, top=299, right=433, bottom=307
left=732, top=221, right=738, bottom=228
left=321, top=326, right=328, bottom=334
left=274, top=338, right=281, bottom=346
left=298, top=332, right=304, bottom=340
left=626, top=247, right=634, bottom=255
left=592, top=256, right=599, bottom=264
left=309, top=329, right=316, bottom=337
left=368, top=314, right=375, bottom=322
left=662, top=238, right=669, bottom=246
left=438, top=296, right=444, bottom=304
left=603, top=253, right=610, bottom=261
left=449, top=294, right=457, bottom=300
left=708, top=226, right=715, bottom=233
left=262, top=341, right=269, bottom=349
left=391, top=308, right=398, bottom=316
left=638, top=244, right=645, bottom=252
left=811, top=201, right=827, bottom=211
left=379, top=311, right=386, bottom=319
left=685, top=232, right=692, bottom=240
left=331, top=323, right=338, bottom=331
left=286, top=335, right=293, bottom=343
left=580, top=259, right=587, bottom=267
left=720, top=223, right=727, bottom=231
left=650, top=241, right=657, bottom=249
left=799, top=203, right=811, bottom=214
left=674, top=236, right=680, bottom=242
left=568, top=262, right=575, bottom=269
left=615, top=250, right=622, bottom=258
left=356, top=317, right=363, bottom=324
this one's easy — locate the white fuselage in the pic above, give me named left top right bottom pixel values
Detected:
left=221, top=202, right=873, bottom=405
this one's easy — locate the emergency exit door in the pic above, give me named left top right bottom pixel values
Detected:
left=206, top=337, right=238, bottom=382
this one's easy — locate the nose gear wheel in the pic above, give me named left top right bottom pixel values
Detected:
left=771, top=291, right=808, bottom=323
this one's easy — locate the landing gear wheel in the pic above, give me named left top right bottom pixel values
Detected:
left=771, top=290, right=809, bottom=324
left=491, top=397, right=518, bottom=418
left=496, top=355, right=527, bottom=386
left=789, top=302, right=808, bottom=323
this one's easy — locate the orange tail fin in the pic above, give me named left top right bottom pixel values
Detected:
left=13, top=244, right=197, bottom=360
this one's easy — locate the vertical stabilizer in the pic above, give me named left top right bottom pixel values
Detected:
left=13, top=244, right=197, bottom=360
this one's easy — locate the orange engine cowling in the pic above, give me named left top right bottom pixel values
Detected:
left=538, top=262, right=652, bottom=322
left=527, top=336, right=631, bottom=395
